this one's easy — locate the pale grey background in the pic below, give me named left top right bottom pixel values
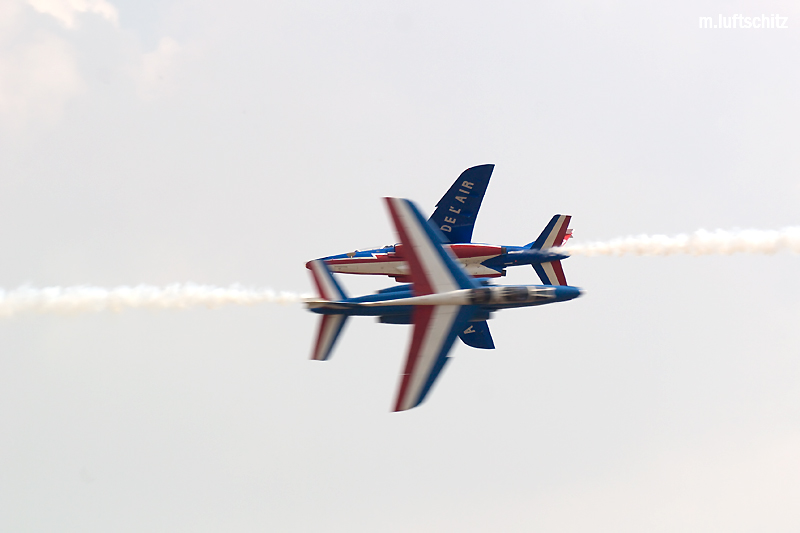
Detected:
left=1, top=1, right=799, bottom=531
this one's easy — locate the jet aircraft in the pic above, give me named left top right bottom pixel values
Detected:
left=308, top=164, right=574, bottom=286
left=305, top=197, right=582, bottom=411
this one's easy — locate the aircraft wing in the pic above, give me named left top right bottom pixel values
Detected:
left=385, top=197, right=480, bottom=411
left=394, top=305, right=475, bottom=411
left=386, top=197, right=477, bottom=296
left=428, top=164, right=493, bottom=244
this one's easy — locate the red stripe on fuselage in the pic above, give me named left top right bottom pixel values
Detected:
left=394, top=243, right=503, bottom=260
left=447, top=244, right=504, bottom=257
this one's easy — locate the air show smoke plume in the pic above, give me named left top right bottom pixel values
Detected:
left=0, top=284, right=308, bottom=318
left=3, top=226, right=797, bottom=317
left=565, top=227, right=800, bottom=257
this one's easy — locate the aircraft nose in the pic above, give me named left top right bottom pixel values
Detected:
left=555, top=286, right=582, bottom=301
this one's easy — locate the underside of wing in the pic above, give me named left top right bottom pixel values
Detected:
left=393, top=305, right=473, bottom=411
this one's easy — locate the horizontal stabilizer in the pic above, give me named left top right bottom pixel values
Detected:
left=533, top=260, right=568, bottom=286
left=428, top=164, right=493, bottom=244
left=308, top=259, right=347, bottom=300
left=459, top=320, right=495, bottom=349
left=311, top=314, right=348, bottom=361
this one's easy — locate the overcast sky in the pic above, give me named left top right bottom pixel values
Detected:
left=2, top=1, right=799, bottom=531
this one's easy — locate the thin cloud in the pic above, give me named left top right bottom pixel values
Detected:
left=26, top=0, right=119, bottom=29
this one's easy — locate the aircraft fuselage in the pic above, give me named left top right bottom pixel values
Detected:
left=310, top=243, right=569, bottom=282
left=305, top=283, right=581, bottom=317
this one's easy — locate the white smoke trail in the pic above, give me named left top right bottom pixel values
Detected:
left=0, top=284, right=311, bottom=318
left=564, top=227, right=800, bottom=257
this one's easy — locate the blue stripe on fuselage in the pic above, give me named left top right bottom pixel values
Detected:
left=480, top=247, right=569, bottom=271
left=318, top=246, right=395, bottom=261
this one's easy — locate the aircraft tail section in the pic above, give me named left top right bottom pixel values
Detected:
left=311, top=314, right=348, bottom=361
left=458, top=321, right=495, bottom=349
left=533, top=261, right=568, bottom=286
left=526, top=215, right=572, bottom=286
left=307, top=259, right=350, bottom=360
left=428, top=164, right=493, bottom=244
left=308, top=259, right=347, bottom=301
left=528, top=214, right=572, bottom=250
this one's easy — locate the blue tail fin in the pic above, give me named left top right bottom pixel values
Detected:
left=459, top=321, right=495, bottom=349
left=528, top=214, right=572, bottom=250
left=428, top=164, right=493, bottom=244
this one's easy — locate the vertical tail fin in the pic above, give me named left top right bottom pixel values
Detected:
left=428, top=164, right=494, bottom=244
left=528, top=214, right=572, bottom=250
left=458, top=320, right=495, bottom=349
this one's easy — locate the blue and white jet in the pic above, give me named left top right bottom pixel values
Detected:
left=306, top=197, right=582, bottom=411
left=309, top=165, right=574, bottom=286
